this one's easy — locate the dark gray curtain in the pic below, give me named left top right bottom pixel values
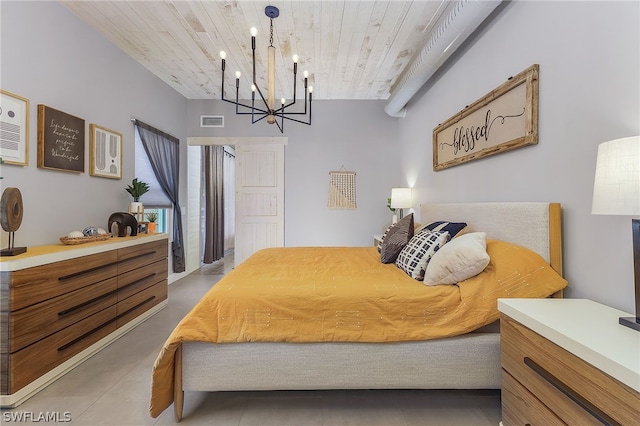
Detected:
left=203, top=145, right=225, bottom=263
left=134, top=120, right=185, bottom=273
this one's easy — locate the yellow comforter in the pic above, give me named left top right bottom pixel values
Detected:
left=150, top=241, right=566, bottom=417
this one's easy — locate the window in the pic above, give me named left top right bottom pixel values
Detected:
left=135, top=128, right=171, bottom=236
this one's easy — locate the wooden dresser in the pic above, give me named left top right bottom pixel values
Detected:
left=0, top=233, right=168, bottom=407
left=499, top=298, right=640, bottom=426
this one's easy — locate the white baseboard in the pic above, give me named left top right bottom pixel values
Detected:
left=0, top=301, right=167, bottom=408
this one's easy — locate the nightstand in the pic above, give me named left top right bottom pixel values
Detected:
left=498, top=298, right=640, bottom=426
left=373, top=234, right=384, bottom=247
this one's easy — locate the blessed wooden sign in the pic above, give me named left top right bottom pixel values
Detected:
left=433, top=64, right=539, bottom=171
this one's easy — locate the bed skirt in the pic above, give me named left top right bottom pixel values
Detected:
left=182, top=332, right=501, bottom=392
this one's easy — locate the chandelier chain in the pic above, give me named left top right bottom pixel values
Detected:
left=269, top=18, right=274, bottom=47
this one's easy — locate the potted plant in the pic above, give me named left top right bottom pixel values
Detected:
left=387, top=197, right=397, bottom=224
left=146, top=210, right=158, bottom=233
left=126, top=178, right=150, bottom=213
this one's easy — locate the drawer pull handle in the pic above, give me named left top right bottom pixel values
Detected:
left=120, top=251, right=157, bottom=263
left=58, top=262, right=117, bottom=281
left=523, top=357, right=619, bottom=426
left=58, top=289, right=118, bottom=317
left=117, top=296, right=156, bottom=319
left=58, top=316, right=117, bottom=351
left=119, top=274, right=156, bottom=291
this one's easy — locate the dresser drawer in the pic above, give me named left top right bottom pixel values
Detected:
left=10, top=277, right=118, bottom=352
left=117, top=239, right=167, bottom=275
left=501, top=369, right=563, bottom=426
left=117, top=258, right=167, bottom=294
left=501, top=314, right=639, bottom=425
left=9, top=252, right=118, bottom=310
left=10, top=306, right=117, bottom=393
left=116, top=280, right=167, bottom=328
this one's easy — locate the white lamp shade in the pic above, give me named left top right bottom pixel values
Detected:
left=390, top=188, right=412, bottom=209
left=592, top=136, right=640, bottom=215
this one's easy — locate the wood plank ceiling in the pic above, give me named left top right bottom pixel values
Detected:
left=60, top=1, right=452, bottom=101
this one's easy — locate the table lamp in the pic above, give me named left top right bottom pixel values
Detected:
left=390, top=188, right=412, bottom=220
left=591, top=135, right=640, bottom=331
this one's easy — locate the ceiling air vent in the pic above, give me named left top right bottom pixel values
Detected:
left=200, top=115, right=224, bottom=127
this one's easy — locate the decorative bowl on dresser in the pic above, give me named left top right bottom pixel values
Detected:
left=0, top=233, right=168, bottom=407
left=498, top=298, right=640, bottom=426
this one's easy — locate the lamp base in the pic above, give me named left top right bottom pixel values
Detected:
left=619, top=316, right=640, bottom=332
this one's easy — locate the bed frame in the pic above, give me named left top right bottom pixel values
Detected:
left=174, top=202, right=563, bottom=421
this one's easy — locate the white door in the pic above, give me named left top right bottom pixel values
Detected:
left=234, top=142, right=285, bottom=266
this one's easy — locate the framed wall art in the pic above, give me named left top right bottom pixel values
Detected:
left=90, top=123, right=122, bottom=179
left=37, top=104, right=85, bottom=173
left=0, top=89, right=30, bottom=165
left=433, top=64, right=539, bottom=171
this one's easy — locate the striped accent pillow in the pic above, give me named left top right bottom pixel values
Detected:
left=377, top=225, right=392, bottom=253
left=418, top=221, right=467, bottom=238
left=395, top=230, right=450, bottom=280
left=379, top=214, right=414, bottom=264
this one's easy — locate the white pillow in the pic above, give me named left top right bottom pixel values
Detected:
left=423, top=232, right=490, bottom=286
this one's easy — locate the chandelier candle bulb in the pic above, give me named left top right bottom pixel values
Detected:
left=250, top=27, right=257, bottom=50
left=304, top=70, right=309, bottom=78
left=219, top=51, right=226, bottom=60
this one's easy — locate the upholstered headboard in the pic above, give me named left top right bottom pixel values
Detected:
left=420, top=202, right=562, bottom=275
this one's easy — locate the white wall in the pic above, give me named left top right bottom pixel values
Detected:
left=188, top=99, right=403, bottom=247
left=1, top=2, right=189, bottom=277
left=398, top=0, right=640, bottom=313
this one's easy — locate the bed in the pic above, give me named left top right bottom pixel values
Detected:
left=150, top=202, right=566, bottom=421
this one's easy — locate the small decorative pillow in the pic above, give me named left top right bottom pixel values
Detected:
left=395, top=230, right=450, bottom=280
left=379, top=214, right=414, bottom=263
left=417, top=221, right=467, bottom=238
left=423, top=232, right=490, bottom=286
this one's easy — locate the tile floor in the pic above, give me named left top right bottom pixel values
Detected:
left=2, top=254, right=502, bottom=425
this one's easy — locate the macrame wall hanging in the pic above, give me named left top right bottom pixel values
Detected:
left=327, top=167, right=357, bottom=209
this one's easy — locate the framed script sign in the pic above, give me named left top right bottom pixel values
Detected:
left=433, top=64, right=539, bottom=171
left=37, top=105, right=85, bottom=173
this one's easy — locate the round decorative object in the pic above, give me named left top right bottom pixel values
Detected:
left=96, top=228, right=107, bottom=235
left=83, top=226, right=99, bottom=237
left=67, top=230, right=84, bottom=238
left=0, top=187, right=23, bottom=232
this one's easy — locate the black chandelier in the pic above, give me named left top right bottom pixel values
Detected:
left=219, top=5, right=313, bottom=133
